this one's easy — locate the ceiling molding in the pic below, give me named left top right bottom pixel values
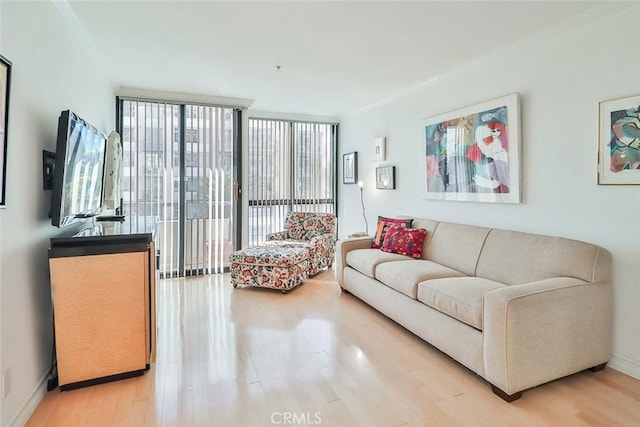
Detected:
left=248, top=110, right=339, bottom=125
left=116, top=87, right=255, bottom=109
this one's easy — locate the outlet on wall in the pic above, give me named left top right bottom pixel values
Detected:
left=3, top=368, right=11, bottom=398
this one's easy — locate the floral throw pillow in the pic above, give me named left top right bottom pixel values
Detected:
left=372, top=216, right=413, bottom=249
left=380, top=225, right=426, bottom=259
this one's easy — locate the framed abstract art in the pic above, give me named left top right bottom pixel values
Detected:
left=597, top=94, right=640, bottom=185
left=422, top=94, right=521, bottom=203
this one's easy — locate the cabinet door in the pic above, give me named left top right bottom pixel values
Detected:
left=50, top=252, right=147, bottom=386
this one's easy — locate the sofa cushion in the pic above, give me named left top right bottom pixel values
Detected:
left=399, top=216, right=440, bottom=261
left=425, top=222, right=491, bottom=276
left=417, top=277, right=507, bottom=330
left=476, top=229, right=600, bottom=285
left=380, top=225, right=427, bottom=259
left=345, top=248, right=409, bottom=279
left=372, top=216, right=413, bottom=249
left=376, top=260, right=465, bottom=299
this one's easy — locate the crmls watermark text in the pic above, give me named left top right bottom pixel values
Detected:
left=271, top=412, right=322, bottom=424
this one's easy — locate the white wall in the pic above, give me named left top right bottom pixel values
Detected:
left=338, top=3, right=640, bottom=378
left=0, top=2, right=116, bottom=425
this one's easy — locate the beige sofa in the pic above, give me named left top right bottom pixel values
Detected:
left=336, top=216, right=612, bottom=401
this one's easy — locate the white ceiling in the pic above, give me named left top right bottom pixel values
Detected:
left=63, top=1, right=602, bottom=117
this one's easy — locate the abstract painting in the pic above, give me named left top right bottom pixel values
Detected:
left=422, top=94, right=521, bottom=203
left=598, top=94, right=640, bottom=185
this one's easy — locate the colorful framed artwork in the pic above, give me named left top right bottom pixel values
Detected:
left=343, top=152, right=358, bottom=184
left=0, top=54, right=11, bottom=207
left=597, top=94, right=640, bottom=185
left=422, top=93, right=521, bottom=203
left=376, top=166, right=395, bottom=189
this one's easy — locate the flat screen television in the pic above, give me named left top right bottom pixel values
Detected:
left=51, top=110, right=107, bottom=227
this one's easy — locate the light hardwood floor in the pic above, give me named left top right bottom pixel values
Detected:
left=28, top=270, right=640, bottom=426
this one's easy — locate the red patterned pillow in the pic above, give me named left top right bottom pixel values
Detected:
left=372, top=216, right=413, bottom=249
left=380, top=225, right=426, bottom=259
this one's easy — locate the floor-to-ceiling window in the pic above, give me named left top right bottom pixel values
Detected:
left=247, top=118, right=337, bottom=246
left=117, top=98, right=240, bottom=277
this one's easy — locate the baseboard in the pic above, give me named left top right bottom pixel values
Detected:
left=608, top=352, right=640, bottom=380
left=9, top=373, right=47, bottom=427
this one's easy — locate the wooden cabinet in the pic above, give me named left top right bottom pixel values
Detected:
left=48, top=217, right=157, bottom=390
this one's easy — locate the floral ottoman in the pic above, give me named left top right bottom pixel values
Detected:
left=229, top=246, right=311, bottom=293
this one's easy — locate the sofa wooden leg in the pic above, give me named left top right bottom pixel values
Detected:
left=589, top=362, right=606, bottom=372
left=491, top=385, right=522, bottom=402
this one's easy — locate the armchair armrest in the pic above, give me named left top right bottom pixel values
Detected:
left=483, top=277, right=612, bottom=395
left=265, top=231, right=288, bottom=241
left=336, top=236, right=374, bottom=287
left=309, top=233, right=334, bottom=247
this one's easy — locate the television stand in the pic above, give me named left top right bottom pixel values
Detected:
left=48, top=216, right=157, bottom=390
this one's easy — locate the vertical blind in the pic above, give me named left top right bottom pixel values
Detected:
left=247, top=118, right=337, bottom=246
left=183, top=105, right=234, bottom=275
left=119, top=99, right=236, bottom=277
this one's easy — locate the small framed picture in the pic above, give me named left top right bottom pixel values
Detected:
left=597, top=94, right=640, bottom=185
left=343, top=152, right=358, bottom=184
left=373, top=137, right=386, bottom=162
left=376, top=166, right=395, bottom=189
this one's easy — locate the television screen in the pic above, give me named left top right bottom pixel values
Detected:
left=51, top=110, right=107, bottom=227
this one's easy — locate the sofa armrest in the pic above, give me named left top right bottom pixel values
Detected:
left=336, top=236, right=374, bottom=288
left=265, top=231, right=288, bottom=241
left=483, top=277, right=612, bottom=395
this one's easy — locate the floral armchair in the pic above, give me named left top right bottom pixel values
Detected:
left=265, top=211, right=337, bottom=276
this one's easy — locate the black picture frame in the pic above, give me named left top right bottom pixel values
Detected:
left=343, top=152, right=358, bottom=184
left=0, top=54, right=11, bottom=207
left=376, top=166, right=396, bottom=189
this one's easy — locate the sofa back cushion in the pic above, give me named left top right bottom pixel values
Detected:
left=401, top=217, right=440, bottom=258
left=476, top=229, right=599, bottom=285
left=425, top=222, right=491, bottom=276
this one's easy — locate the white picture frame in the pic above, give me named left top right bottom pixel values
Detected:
left=597, top=94, right=640, bottom=185
left=422, top=93, right=521, bottom=204
left=373, top=137, right=386, bottom=162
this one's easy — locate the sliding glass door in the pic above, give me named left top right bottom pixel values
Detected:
left=117, top=99, right=240, bottom=277
left=247, top=118, right=337, bottom=246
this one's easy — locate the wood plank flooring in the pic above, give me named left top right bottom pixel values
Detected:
left=27, top=270, right=640, bottom=426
